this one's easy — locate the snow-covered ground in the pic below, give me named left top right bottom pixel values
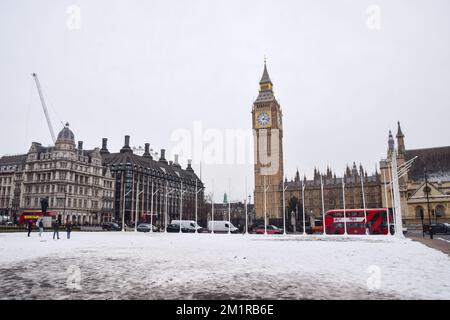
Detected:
left=1, top=232, right=449, bottom=300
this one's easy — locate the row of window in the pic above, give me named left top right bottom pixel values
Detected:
left=0, top=165, right=20, bottom=172
left=415, top=205, right=446, bottom=218
left=24, top=197, right=113, bottom=209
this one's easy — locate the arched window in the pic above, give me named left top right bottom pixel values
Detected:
left=435, top=205, right=446, bottom=218
left=415, top=206, right=424, bottom=219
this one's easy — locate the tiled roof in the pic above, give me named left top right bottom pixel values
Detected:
left=0, top=154, right=27, bottom=166
left=406, top=146, right=450, bottom=181
left=102, top=152, right=203, bottom=186
left=255, top=90, right=276, bottom=103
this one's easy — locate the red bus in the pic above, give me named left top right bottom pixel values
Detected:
left=325, top=208, right=394, bottom=235
left=18, top=210, right=56, bottom=226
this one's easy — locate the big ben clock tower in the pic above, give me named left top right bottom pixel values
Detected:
left=252, top=61, right=284, bottom=220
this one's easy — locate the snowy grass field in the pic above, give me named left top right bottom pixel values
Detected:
left=1, top=232, right=450, bottom=300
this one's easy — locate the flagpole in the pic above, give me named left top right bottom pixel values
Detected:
left=342, top=175, right=347, bottom=235
left=388, top=163, right=397, bottom=227
left=122, top=174, right=126, bottom=232
left=228, top=178, right=231, bottom=234
left=320, top=175, right=326, bottom=235
left=148, top=177, right=152, bottom=233
left=383, top=170, right=391, bottom=235
left=245, top=176, right=248, bottom=235
left=134, top=176, right=139, bottom=232
left=264, top=176, right=268, bottom=235
left=179, top=181, right=183, bottom=234
left=282, top=177, right=287, bottom=235
left=302, top=179, right=306, bottom=236
left=195, top=179, right=198, bottom=234
left=164, top=181, right=168, bottom=233
left=360, top=172, right=368, bottom=235
left=211, top=179, right=215, bottom=234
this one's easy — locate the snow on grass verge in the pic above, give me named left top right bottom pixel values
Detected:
left=0, top=232, right=449, bottom=299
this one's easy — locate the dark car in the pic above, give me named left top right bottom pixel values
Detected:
left=137, top=223, right=158, bottom=233
left=102, top=222, right=121, bottom=231
left=424, top=223, right=450, bottom=235
left=166, top=223, right=189, bottom=233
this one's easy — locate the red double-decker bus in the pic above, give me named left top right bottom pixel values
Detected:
left=18, top=210, right=56, bottom=226
left=324, top=208, right=394, bottom=235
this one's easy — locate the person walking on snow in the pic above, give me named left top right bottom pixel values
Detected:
left=27, top=221, right=33, bottom=237
left=38, top=219, right=44, bottom=237
left=52, top=220, right=60, bottom=240
left=66, top=221, right=72, bottom=239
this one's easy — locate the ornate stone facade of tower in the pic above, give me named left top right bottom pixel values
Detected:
left=380, top=121, right=408, bottom=215
left=252, top=62, right=284, bottom=219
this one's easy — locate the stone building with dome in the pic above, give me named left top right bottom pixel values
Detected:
left=0, top=123, right=115, bottom=225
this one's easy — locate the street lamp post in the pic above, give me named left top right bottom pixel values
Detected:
left=424, top=168, right=433, bottom=240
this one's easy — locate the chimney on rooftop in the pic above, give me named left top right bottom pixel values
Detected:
left=100, top=138, right=110, bottom=155
left=120, top=135, right=132, bottom=153
left=158, top=149, right=167, bottom=164
left=143, top=143, right=153, bottom=159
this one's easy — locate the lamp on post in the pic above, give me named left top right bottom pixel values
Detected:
left=424, top=168, right=433, bottom=240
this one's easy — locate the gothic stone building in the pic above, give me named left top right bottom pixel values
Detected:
left=285, top=165, right=382, bottom=227
left=0, top=123, right=115, bottom=225
left=380, top=122, right=450, bottom=227
left=100, top=135, right=204, bottom=229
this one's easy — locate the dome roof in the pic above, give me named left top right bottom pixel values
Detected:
left=56, top=122, right=75, bottom=144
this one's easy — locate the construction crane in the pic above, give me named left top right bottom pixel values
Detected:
left=31, top=73, right=56, bottom=144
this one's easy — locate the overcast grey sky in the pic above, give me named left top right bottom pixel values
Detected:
left=1, top=0, right=449, bottom=202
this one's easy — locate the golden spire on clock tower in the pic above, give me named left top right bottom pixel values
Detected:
left=255, top=61, right=276, bottom=103
left=259, top=60, right=273, bottom=91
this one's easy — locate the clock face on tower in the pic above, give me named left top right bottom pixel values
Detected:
left=256, top=111, right=271, bottom=128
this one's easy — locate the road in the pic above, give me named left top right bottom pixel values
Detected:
left=406, top=229, right=450, bottom=256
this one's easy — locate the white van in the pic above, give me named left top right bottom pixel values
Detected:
left=171, top=220, right=204, bottom=233
left=207, top=221, right=239, bottom=233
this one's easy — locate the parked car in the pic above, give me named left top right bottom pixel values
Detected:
left=102, top=222, right=121, bottom=231
left=171, top=220, right=203, bottom=233
left=207, top=221, right=239, bottom=233
left=424, top=223, right=450, bottom=235
left=166, top=223, right=189, bottom=233
left=254, top=225, right=283, bottom=234
left=137, top=223, right=158, bottom=233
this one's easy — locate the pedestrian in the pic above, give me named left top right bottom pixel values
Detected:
left=27, top=221, right=33, bottom=237
left=38, top=219, right=44, bottom=237
left=53, top=220, right=60, bottom=240
left=66, top=221, right=72, bottom=239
